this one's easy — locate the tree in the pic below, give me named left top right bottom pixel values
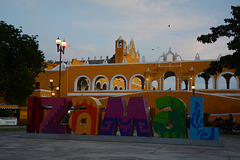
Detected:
left=197, top=6, right=240, bottom=77
left=0, top=21, right=45, bottom=106
left=0, top=110, right=14, bottom=117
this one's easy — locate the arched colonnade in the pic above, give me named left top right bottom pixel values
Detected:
left=73, top=71, right=239, bottom=92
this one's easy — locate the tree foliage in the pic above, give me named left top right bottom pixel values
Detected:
left=0, top=21, right=45, bottom=105
left=0, top=110, right=14, bottom=117
left=197, top=6, right=240, bottom=77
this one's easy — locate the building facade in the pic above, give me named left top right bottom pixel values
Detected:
left=33, top=36, right=240, bottom=122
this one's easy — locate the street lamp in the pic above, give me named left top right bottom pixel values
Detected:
left=191, top=85, right=195, bottom=96
left=56, top=86, right=59, bottom=97
left=56, top=37, right=67, bottom=97
left=147, top=77, right=149, bottom=91
left=49, top=78, right=59, bottom=97
left=49, top=78, right=53, bottom=96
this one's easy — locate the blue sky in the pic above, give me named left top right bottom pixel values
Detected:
left=0, top=0, right=239, bottom=62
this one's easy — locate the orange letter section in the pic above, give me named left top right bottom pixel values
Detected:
left=69, top=97, right=103, bottom=135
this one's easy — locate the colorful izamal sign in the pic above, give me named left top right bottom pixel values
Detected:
left=27, top=96, right=219, bottom=140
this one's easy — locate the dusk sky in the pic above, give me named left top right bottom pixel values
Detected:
left=0, top=0, right=239, bottom=62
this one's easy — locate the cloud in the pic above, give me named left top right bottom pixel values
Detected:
left=75, top=0, right=218, bottom=43
left=62, top=44, right=99, bottom=60
left=17, top=0, right=37, bottom=10
left=41, top=43, right=101, bottom=61
left=36, top=0, right=230, bottom=61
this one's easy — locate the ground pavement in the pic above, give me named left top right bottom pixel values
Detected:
left=0, top=131, right=240, bottom=160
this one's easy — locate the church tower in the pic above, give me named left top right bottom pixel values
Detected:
left=115, top=36, right=127, bottom=63
left=115, top=36, right=140, bottom=63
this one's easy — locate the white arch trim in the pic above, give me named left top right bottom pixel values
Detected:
left=92, top=75, right=109, bottom=91
left=163, top=71, right=176, bottom=78
left=216, top=71, right=239, bottom=89
left=110, top=74, right=128, bottom=90
left=74, top=75, right=91, bottom=92
left=129, top=74, right=145, bottom=90
left=195, top=72, right=215, bottom=90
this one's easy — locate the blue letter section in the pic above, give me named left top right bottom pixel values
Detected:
left=190, top=97, right=219, bottom=140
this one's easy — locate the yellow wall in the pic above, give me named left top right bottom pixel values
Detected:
left=19, top=107, right=27, bottom=120
left=35, top=70, right=69, bottom=97
left=45, top=62, right=58, bottom=70
left=71, top=59, right=84, bottom=65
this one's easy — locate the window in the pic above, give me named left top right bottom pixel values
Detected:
left=118, top=41, right=122, bottom=48
left=35, top=82, right=40, bottom=89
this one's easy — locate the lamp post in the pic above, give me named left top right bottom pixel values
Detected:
left=56, top=86, right=59, bottom=97
left=191, top=85, right=195, bottom=96
left=147, top=77, right=149, bottom=91
left=190, top=76, right=193, bottom=91
left=50, top=79, right=54, bottom=97
left=56, top=37, right=67, bottom=97
left=49, top=78, right=58, bottom=97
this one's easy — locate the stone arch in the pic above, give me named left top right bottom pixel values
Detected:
left=163, top=71, right=176, bottom=90
left=181, top=79, right=189, bottom=90
left=151, top=80, right=158, bottom=90
left=110, top=74, right=128, bottom=90
left=102, top=83, right=108, bottom=90
left=114, top=85, right=118, bottom=90
left=163, top=71, right=175, bottom=79
left=74, top=75, right=91, bottom=91
left=195, top=72, right=215, bottom=90
left=92, top=75, right=109, bottom=91
left=119, top=86, right=123, bottom=90
left=217, top=72, right=238, bottom=89
left=129, top=74, right=145, bottom=90
left=230, top=76, right=238, bottom=89
left=95, top=81, right=101, bottom=90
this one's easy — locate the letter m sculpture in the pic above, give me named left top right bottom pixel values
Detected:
left=100, top=97, right=153, bottom=137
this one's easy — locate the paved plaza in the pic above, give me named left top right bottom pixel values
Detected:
left=0, top=130, right=240, bottom=160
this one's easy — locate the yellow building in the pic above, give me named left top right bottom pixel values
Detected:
left=33, top=36, right=240, bottom=122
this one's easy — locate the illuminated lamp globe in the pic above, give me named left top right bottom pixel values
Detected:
left=191, top=85, right=195, bottom=90
left=61, top=40, right=67, bottom=48
left=56, top=37, right=61, bottom=45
